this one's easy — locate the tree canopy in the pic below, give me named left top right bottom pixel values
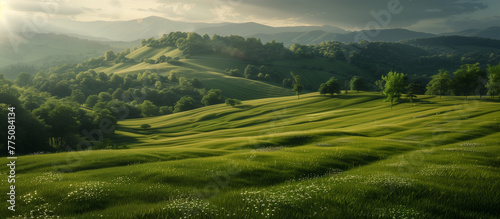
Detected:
left=349, top=76, right=366, bottom=92
left=319, top=77, right=341, bottom=96
left=426, top=70, right=451, bottom=98
left=201, top=89, right=223, bottom=106
left=382, top=71, right=407, bottom=109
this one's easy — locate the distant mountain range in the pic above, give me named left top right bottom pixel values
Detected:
left=251, top=29, right=437, bottom=46
left=35, top=16, right=347, bottom=42
left=5, top=16, right=497, bottom=45
left=446, top=26, right=500, bottom=40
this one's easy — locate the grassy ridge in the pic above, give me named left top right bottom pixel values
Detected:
left=93, top=47, right=370, bottom=100
left=1, top=93, right=499, bottom=218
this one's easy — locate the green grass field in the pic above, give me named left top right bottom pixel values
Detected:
left=2, top=92, right=499, bottom=218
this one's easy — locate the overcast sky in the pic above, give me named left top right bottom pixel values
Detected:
left=1, top=0, right=499, bottom=33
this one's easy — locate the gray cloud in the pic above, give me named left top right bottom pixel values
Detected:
left=239, top=0, right=489, bottom=29
left=445, top=16, right=500, bottom=31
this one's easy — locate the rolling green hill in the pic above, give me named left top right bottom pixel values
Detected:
left=92, top=46, right=370, bottom=100
left=2, top=93, right=499, bottom=218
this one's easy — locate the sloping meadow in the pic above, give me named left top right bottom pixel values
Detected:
left=2, top=93, right=499, bottom=218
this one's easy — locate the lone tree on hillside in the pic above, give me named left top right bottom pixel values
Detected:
left=426, top=69, right=451, bottom=99
left=382, top=71, right=407, bottom=109
left=225, top=98, right=242, bottom=107
left=141, top=124, right=151, bottom=130
left=291, top=72, right=304, bottom=99
left=319, top=77, right=341, bottom=96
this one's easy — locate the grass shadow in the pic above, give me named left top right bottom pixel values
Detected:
left=235, top=104, right=253, bottom=109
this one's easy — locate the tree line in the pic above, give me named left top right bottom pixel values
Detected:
left=141, top=32, right=290, bottom=63
left=314, top=62, right=500, bottom=108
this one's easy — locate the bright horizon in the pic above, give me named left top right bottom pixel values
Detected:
left=1, top=0, right=500, bottom=34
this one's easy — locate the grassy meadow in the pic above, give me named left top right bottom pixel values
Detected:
left=2, top=92, right=499, bottom=218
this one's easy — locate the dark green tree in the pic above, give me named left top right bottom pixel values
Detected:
left=141, top=124, right=151, bottom=130
left=201, top=89, right=223, bottom=106
left=226, top=69, right=242, bottom=77
left=15, top=72, right=33, bottom=87
left=426, top=70, right=451, bottom=99
left=350, top=76, right=366, bottom=92
left=156, top=55, right=167, bottom=64
left=244, top=64, right=259, bottom=79
left=98, top=72, right=109, bottom=82
left=110, top=74, right=123, bottom=87
left=34, top=102, right=79, bottom=149
left=225, top=98, right=242, bottom=107
left=174, top=96, right=197, bottom=113
left=140, top=100, right=159, bottom=117
left=105, top=50, right=117, bottom=61
left=452, top=63, right=486, bottom=99
left=85, top=95, right=99, bottom=108
left=319, top=77, right=341, bottom=96
left=98, top=92, right=113, bottom=102
left=112, top=88, right=124, bottom=100
left=71, top=89, right=86, bottom=104
left=159, top=106, right=173, bottom=115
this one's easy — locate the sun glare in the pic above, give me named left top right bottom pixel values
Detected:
left=0, top=0, right=6, bottom=21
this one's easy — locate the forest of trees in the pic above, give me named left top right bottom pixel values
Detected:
left=141, top=32, right=290, bottom=63
left=0, top=64, right=233, bottom=155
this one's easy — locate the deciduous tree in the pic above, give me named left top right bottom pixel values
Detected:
left=426, top=70, right=451, bottom=99
left=319, top=77, right=341, bottom=96
left=382, top=71, right=407, bottom=109
left=291, top=72, right=304, bottom=99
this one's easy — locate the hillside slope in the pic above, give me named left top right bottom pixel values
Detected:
left=93, top=46, right=370, bottom=99
left=3, top=93, right=499, bottom=218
